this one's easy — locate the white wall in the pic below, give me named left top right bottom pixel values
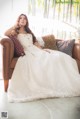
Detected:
left=0, top=0, right=12, bottom=36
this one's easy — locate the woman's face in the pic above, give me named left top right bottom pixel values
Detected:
left=18, top=15, right=27, bottom=27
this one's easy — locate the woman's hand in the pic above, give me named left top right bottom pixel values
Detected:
left=44, top=49, right=50, bottom=53
left=13, top=24, right=20, bottom=29
left=10, top=24, right=20, bottom=36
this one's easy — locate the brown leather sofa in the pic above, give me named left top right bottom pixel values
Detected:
left=0, top=35, right=80, bottom=92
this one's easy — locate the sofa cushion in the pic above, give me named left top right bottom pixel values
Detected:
left=73, top=41, right=80, bottom=60
left=10, top=36, right=25, bottom=57
left=42, top=35, right=58, bottom=50
left=56, top=39, right=75, bottom=57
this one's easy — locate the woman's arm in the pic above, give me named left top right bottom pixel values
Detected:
left=4, top=26, right=18, bottom=37
left=34, top=41, right=42, bottom=49
left=34, top=41, right=50, bottom=53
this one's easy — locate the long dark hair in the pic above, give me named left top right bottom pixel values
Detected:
left=16, top=14, right=37, bottom=43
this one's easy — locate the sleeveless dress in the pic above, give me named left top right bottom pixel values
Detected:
left=8, top=33, right=80, bottom=102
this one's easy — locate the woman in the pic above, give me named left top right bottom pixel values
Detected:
left=5, top=14, right=80, bottom=102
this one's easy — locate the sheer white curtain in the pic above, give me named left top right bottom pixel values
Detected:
left=0, top=0, right=79, bottom=38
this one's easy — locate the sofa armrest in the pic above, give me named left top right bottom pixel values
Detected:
left=72, top=40, right=80, bottom=72
left=73, top=40, right=80, bottom=60
left=0, top=38, right=14, bottom=80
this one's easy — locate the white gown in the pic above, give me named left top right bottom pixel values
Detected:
left=8, top=33, right=80, bottom=102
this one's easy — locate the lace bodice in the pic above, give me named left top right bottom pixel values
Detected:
left=17, top=33, right=33, bottom=50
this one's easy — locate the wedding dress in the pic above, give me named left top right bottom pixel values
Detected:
left=8, top=33, right=80, bottom=102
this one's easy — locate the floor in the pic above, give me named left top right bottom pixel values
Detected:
left=0, top=80, right=80, bottom=119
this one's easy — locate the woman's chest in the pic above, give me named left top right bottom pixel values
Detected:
left=18, top=34, right=33, bottom=48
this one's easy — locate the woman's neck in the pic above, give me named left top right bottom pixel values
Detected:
left=19, top=27, right=26, bottom=33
